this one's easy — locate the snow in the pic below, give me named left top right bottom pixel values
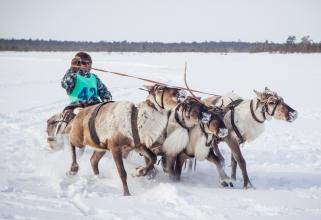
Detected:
left=1, top=51, right=321, bottom=220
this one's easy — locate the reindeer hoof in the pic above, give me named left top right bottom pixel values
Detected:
left=67, top=164, right=79, bottom=176
left=132, top=166, right=148, bottom=177
left=221, top=181, right=229, bottom=187
left=123, top=191, right=131, bottom=196
left=146, top=167, right=158, bottom=179
left=220, top=178, right=234, bottom=188
left=243, top=183, right=255, bottom=190
left=169, top=174, right=179, bottom=182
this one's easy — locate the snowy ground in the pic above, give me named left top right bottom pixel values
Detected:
left=0, top=52, right=321, bottom=220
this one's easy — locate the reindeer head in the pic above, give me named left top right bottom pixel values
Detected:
left=205, top=107, right=228, bottom=138
left=254, top=87, right=298, bottom=122
left=144, top=84, right=186, bottom=111
left=177, top=96, right=212, bottom=127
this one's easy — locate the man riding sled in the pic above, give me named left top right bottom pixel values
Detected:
left=47, top=52, right=112, bottom=149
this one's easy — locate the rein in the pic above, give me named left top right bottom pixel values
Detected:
left=89, top=66, right=218, bottom=96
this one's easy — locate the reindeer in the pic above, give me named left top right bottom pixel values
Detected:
left=67, top=84, right=186, bottom=196
left=203, top=87, right=298, bottom=188
left=159, top=96, right=215, bottom=180
left=173, top=107, right=232, bottom=185
left=90, top=95, right=215, bottom=182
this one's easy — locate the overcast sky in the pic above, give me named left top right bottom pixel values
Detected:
left=1, top=0, right=321, bottom=43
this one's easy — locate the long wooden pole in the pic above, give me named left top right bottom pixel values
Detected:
left=85, top=66, right=218, bottom=96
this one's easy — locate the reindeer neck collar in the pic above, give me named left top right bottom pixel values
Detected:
left=151, top=87, right=165, bottom=110
left=250, top=99, right=266, bottom=123
left=251, top=98, right=281, bottom=123
left=200, top=122, right=218, bottom=147
left=174, top=103, right=191, bottom=132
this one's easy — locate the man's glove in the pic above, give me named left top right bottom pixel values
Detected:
left=70, top=57, right=81, bottom=73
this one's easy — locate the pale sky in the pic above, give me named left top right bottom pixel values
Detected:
left=1, top=0, right=321, bottom=43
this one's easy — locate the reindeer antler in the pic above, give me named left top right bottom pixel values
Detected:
left=184, top=62, right=201, bottom=101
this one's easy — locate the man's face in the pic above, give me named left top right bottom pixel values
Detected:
left=80, top=60, right=91, bottom=72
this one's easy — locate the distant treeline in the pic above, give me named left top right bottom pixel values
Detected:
left=1, top=36, right=320, bottom=53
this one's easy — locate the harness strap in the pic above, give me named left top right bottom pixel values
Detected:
left=230, top=107, right=245, bottom=144
left=131, top=105, right=141, bottom=146
left=152, top=85, right=165, bottom=109
left=250, top=100, right=265, bottom=123
left=200, top=123, right=216, bottom=147
left=88, top=101, right=113, bottom=147
left=146, top=99, right=159, bottom=111
left=224, top=99, right=244, bottom=144
left=52, top=110, right=76, bottom=136
left=174, top=104, right=190, bottom=132
left=164, top=110, right=171, bottom=139
left=223, top=99, right=243, bottom=113
left=271, top=99, right=280, bottom=116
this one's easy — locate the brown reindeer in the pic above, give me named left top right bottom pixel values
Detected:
left=89, top=96, right=214, bottom=182
left=67, top=84, right=186, bottom=195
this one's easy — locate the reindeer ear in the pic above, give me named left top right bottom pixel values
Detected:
left=254, top=89, right=263, bottom=100
left=265, top=86, right=269, bottom=91
left=143, top=84, right=154, bottom=92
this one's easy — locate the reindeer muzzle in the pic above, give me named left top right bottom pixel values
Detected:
left=177, top=90, right=187, bottom=103
left=218, top=128, right=228, bottom=138
left=288, top=110, right=298, bottom=122
left=201, top=112, right=211, bottom=123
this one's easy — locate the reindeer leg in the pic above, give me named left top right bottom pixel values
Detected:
left=166, top=155, right=178, bottom=181
left=174, top=152, right=190, bottom=181
left=111, top=146, right=130, bottom=196
left=213, top=143, right=225, bottom=167
left=226, top=138, right=254, bottom=189
left=161, top=155, right=168, bottom=173
left=90, top=150, right=106, bottom=175
left=231, top=154, right=237, bottom=181
left=207, top=150, right=233, bottom=187
left=68, top=144, right=79, bottom=175
left=186, top=159, right=193, bottom=172
left=134, top=145, right=157, bottom=177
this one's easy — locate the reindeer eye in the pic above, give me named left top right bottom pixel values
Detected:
left=268, top=101, right=275, bottom=105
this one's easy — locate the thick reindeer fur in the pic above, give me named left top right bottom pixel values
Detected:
left=136, top=102, right=169, bottom=148
left=185, top=126, right=211, bottom=160
left=162, top=99, right=207, bottom=157
left=163, top=126, right=190, bottom=157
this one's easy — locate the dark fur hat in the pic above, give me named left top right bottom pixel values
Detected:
left=70, top=52, right=92, bottom=72
left=74, top=52, right=92, bottom=64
